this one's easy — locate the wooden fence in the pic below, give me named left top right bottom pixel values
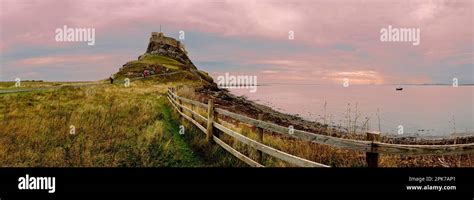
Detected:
left=167, top=88, right=474, bottom=167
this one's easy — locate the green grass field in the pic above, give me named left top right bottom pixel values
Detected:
left=0, top=80, right=238, bottom=167
left=0, top=81, right=98, bottom=91
left=115, top=55, right=183, bottom=79
left=136, top=55, right=182, bottom=67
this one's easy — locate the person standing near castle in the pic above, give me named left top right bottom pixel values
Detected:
left=109, top=74, right=114, bottom=84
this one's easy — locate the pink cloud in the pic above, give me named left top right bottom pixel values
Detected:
left=3, top=0, right=469, bottom=50
left=13, top=54, right=115, bottom=67
left=1, top=0, right=472, bottom=83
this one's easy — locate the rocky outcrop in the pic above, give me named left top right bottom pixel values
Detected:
left=143, top=32, right=197, bottom=72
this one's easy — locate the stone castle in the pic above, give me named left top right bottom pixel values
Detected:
left=150, top=32, right=187, bottom=54
left=144, top=31, right=197, bottom=72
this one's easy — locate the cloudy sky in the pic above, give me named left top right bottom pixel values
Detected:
left=0, top=0, right=472, bottom=84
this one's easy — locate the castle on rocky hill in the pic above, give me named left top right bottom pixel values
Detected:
left=116, top=31, right=215, bottom=87
left=150, top=32, right=187, bottom=54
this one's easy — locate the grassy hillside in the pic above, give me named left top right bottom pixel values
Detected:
left=115, top=54, right=214, bottom=86
left=136, top=55, right=183, bottom=67
left=0, top=40, right=236, bottom=167
left=0, top=76, right=239, bottom=167
left=115, top=55, right=184, bottom=79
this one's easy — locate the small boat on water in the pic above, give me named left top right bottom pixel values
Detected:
left=396, top=87, right=403, bottom=91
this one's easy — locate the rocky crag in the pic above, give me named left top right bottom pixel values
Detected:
left=142, top=32, right=197, bottom=71
left=116, top=32, right=214, bottom=85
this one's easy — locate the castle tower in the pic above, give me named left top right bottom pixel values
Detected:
left=149, top=32, right=187, bottom=54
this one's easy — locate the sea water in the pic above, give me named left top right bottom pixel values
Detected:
left=229, top=84, right=474, bottom=138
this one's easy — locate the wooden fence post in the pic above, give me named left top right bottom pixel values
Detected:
left=178, top=97, right=183, bottom=112
left=190, top=104, right=195, bottom=120
left=255, top=114, right=264, bottom=164
left=206, top=99, right=215, bottom=143
left=366, top=131, right=380, bottom=167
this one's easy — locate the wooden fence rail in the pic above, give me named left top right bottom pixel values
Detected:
left=167, top=88, right=474, bottom=167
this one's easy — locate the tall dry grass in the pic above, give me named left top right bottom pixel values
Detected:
left=0, top=82, right=219, bottom=167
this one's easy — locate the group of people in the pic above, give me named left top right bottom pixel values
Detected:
left=142, top=70, right=151, bottom=77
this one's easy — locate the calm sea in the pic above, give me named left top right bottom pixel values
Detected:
left=228, top=85, right=474, bottom=138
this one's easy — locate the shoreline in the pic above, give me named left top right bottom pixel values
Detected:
left=192, top=85, right=474, bottom=145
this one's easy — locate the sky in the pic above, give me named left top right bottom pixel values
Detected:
left=0, top=0, right=472, bottom=84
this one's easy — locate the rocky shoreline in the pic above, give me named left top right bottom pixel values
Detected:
left=193, top=85, right=474, bottom=145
